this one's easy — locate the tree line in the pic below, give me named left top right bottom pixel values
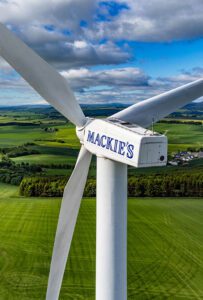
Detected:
left=0, top=144, right=39, bottom=158
left=0, top=156, right=42, bottom=185
left=19, top=172, right=203, bottom=198
left=159, top=120, right=202, bottom=125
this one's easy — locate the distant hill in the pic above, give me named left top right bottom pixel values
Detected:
left=184, top=102, right=203, bottom=111
left=0, top=102, right=202, bottom=118
left=0, top=103, right=129, bottom=117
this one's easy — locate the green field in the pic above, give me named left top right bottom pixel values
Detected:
left=0, top=117, right=201, bottom=179
left=0, top=183, right=202, bottom=299
left=0, top=109, right=202, bottom=175
left=0, top=124, right=79, bottom=148
left=0, top=108, right=203, bottom=299
left=13, top=154, right=76, bottom=165
left=154, top=123, right=203, bottom=153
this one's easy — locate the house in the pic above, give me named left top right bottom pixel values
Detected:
left=199, top=151, right=203, bottom=158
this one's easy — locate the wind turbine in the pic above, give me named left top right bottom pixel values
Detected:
left=0, top=22, right=203, bottom=300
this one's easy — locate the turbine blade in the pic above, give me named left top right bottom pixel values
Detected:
left=46, top=146, right=92, bottom=300
left=0, top=23, right=86, bottom=127
left=110, top=79, right=203, bottom=127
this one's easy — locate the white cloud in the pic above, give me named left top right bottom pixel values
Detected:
left=62, top=66, right=160, bottom=104
left=64, top=67, right=203, bottom=104
left=151, top=68, right=203, bottom=90
left=0, top=64, right=203, bottom=105
left=38, top=40, right=130, bottom=69
left=0, top=0, right=96, bottom=29
left=74, top=41, right=88, bottom=49
left=88, top=0, right=203, bottom=42
left=1, top=0, right=203, bottom=72
left=61, top=67, right=149, bottom=91
left=0, top=0, right=131, bottom=68
left=1, top=0, right=203, bottom=50
left=1, top=1, right=203, bottom=106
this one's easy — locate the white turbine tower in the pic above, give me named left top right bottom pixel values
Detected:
left=1, top=23, right=203, bottom=300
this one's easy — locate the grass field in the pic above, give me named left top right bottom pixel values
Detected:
left=0, top=183, right=202, bottom=299
left=0, top=118, right=201, bottom=179
left=0, top=123, right=79, bottom=148
left=154, top=123, right=203, bottom=153
left=0, top=110, right=202, bottom=177
left=0, top=109, right=203, bottom=299
left=13, top=154, right=76, bottom=165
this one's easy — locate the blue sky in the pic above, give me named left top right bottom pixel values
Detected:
left=0, top=0, right=203, bottom=106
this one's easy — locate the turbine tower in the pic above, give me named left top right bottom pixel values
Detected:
left=0, top=22, right=203, bottom=300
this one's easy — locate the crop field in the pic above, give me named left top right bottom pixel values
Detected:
left=0, top=182, right=202, bottom=300
left=0, top=113, right=202, bottom=179
left=0, top=124, right=79, bottom=148
left=13, top=153, right=76, bottom=165
left=154, top=123, right=203, bottom=153
left=0, top=109, right=202, bottom=175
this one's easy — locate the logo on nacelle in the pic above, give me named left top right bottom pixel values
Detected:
left=86, top=130, right=134, bottom=159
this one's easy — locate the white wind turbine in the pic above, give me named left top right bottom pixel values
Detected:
left=0, top=23, right=203, bottom=300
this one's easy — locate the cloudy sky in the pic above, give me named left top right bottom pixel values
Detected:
left=0, top=0, right=203, bottom=106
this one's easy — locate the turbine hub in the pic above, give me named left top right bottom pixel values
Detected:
left=76, top=117, right=94, bottom=144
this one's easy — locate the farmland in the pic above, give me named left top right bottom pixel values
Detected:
left=0, top=183, right=202, bottom=299
left=0, top=105, right=202, bottom=299
left=0, top=106, right=202, bottom=179
left=154, top=122, right=203, bottom=153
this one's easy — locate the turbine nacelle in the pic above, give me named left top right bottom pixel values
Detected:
left=77, top=118, right=168, bottom=168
